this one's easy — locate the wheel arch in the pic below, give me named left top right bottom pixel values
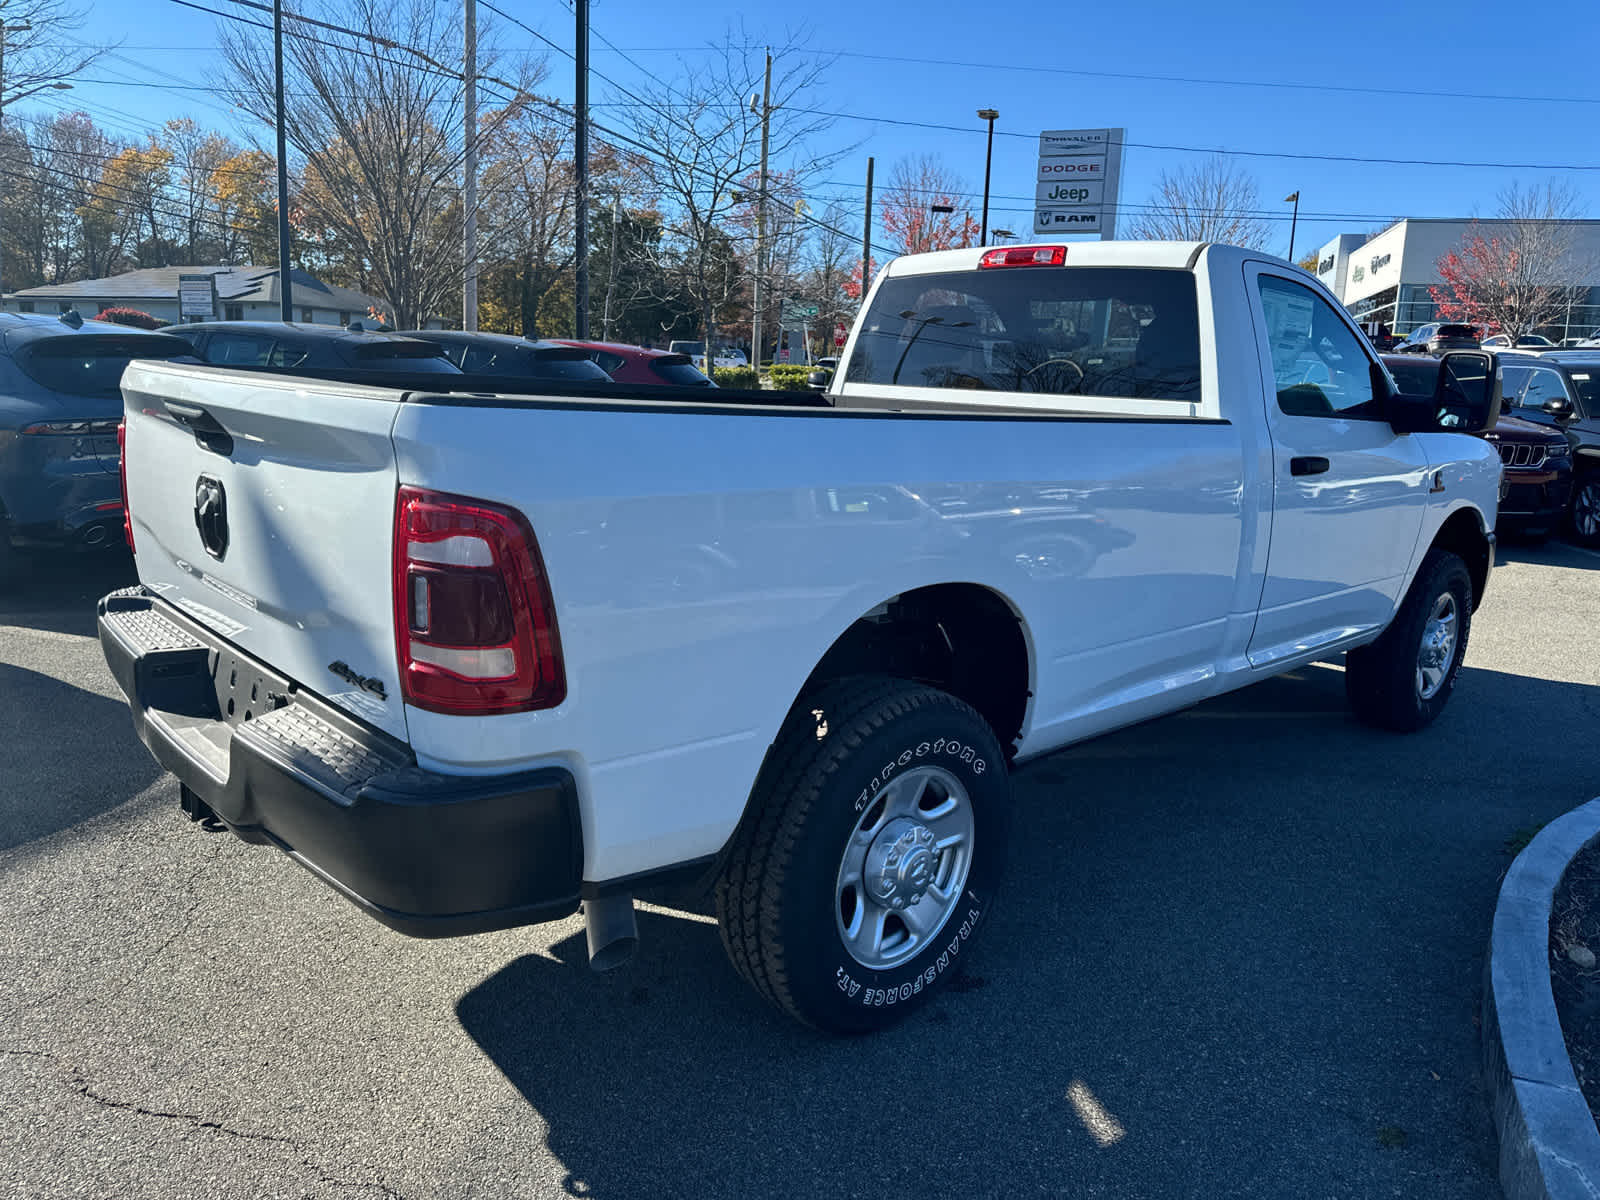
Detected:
left=1426, top=504, right=1492, bottom=611
left=699, top=581, right=1034, bottom=889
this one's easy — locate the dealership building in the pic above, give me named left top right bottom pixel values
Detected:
left=1310, top=218, right=1600, bottom=341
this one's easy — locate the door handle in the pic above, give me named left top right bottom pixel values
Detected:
left=1290, top=456, right=1330, bottom=477
left=164, top=400, right=234, bottom=456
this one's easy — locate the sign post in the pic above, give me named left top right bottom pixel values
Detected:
left=177, top=273, right=217, bottom=322
left=1033, top=128, right=1125, bottom=240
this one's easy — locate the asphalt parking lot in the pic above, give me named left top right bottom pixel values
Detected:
left=3, top=541, right=1599, bottom=1199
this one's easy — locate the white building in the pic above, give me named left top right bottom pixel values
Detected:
left=1314, top=219, right=1600, bottom=340
left=1, top=265, right=396, bottom=327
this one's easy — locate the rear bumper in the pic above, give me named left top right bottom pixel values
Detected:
left=97, top=588, right=583, bottom=937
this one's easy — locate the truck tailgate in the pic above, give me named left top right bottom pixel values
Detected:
left=119, top=361, right=408, bottom=741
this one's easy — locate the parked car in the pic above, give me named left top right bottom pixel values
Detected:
left=1481, top=333, right=1556, bottom=350
left=0, top=311, right=195, bottom=585
left=1384, top=354, right=1573, bottom=539
left=165, top=321, right=461, bottom=375
left=1492, top=355, right=1600, bottom=544
left=668, top=340, right=747, bottom=368
left=552, top=339, right=717, bottom=388
left=398, top=330, right=612, bottom=383
left=1395, top=322, right=1481, bottom=355
left=100, top=241, right=1501, bottom=1034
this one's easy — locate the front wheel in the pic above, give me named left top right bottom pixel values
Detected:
left=716, top=676, right=1010, bottom=1034
left=1345, top=548, right=1473, bottom=732
left=1569, top=476, right=1600, bottom=547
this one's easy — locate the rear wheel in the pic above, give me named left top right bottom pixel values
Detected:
left=716, top=676, right=1010, bottom=1034
left=1345, top=548, right=1473, bottom=732
left=1570, top=475, right=1600, bottom=547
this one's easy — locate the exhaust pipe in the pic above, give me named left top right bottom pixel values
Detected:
left=82, top=523, right=109, bottom=546
left=583, top=893, right=638, bottom=972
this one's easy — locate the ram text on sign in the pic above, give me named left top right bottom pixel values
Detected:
left=1034, top=209, right=1104, bottom=233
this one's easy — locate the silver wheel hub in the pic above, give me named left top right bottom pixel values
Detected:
left=1416, top=592, right=1458, bottom=701
left=835, top=765, right=976, bottom=971
left=865, top=819, right=942, bottom=910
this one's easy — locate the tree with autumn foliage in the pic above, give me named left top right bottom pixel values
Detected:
left=1429, top=181, right=1593, bottom=344
left=879, top=155, right=978, bottom=255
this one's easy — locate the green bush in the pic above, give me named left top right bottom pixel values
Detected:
left=713, top=366, right=759, bottom=389
left=767, top=364, right=830, bottom=391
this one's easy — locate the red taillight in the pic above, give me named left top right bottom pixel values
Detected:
left=117, top=420, right=134, bottom=552
left=392, top=486, right=566, bottom=716
left=979, top=245, right=1067, bottom=269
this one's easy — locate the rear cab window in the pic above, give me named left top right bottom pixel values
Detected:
left=840, top=264, right=1204, bottom=416
left=16, top=334, right=195, bottom=398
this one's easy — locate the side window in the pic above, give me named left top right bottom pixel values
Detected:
left=1257, top=275, right=1378, bottom=418
left=268, top=341, right=309, bottom=368
left=1567, top=370, right=1598, bottom=418
left=1520, top=368, right=1569, bottom=412
left=595, top=352, right=625, bottom=374
left=204, top=333, right=272, bottom=366
left=1500, top=365, right=1532, bottom=408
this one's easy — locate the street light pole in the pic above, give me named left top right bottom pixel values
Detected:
left=462, top=0, right=477, bottom=331
left=1284, top=191, right=1301, bottom=264
left=273, top=0, right=293, bottom=321
left=573, top=0, right=590, bottom=338
left=750, top=49, right=771, bottom=374
left=977, top=108, right=998, bottom=247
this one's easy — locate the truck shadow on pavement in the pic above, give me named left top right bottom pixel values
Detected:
left=456, top=663, right=1600, bottom=1200
left=0, top=550, right=138, bottom=637
left=0, top=661, right=163, bottom=851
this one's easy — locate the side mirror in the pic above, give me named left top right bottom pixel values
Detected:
left=1384, top=351, right=1500, bottom=433
left=1545, top=396, right=1576, bottom=420
left=807, top=370, right=829, bottom=390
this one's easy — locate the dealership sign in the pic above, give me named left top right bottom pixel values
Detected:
left=1034, top=128, right=1125, bottom=238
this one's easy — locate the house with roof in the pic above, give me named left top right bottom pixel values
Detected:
left=0, top=265, right=436, bottom=328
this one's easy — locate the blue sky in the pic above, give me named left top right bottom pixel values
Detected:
left=33, top=0, right=1600, bottom=261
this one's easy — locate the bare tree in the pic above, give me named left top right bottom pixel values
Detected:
left=628, top=39, right=838, bottom=372
left=1127, top=155, right=1272, bottom=250
left=1430, top=180, right=1594, bottom=343
left=0, top=0, right=111, bottom=107
left=218, top=0, right=470, bottom=327
left=879, top=155, right=978, bottom=255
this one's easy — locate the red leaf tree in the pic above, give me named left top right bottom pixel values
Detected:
left=879, top=155, right=979, bottom=256
left=1428, top=183, right=1593, bottom=343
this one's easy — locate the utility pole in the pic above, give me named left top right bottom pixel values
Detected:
left=602, top=190, right=620, bottom=340
left=861, top=156, right=874, bottom=303
left=273, top=0, right=293, bottom=320
left=462, top=0, right=478, bottom=331
left=750, top=49, right=771, bottom=374
left=0, top=21, right=26, bottom=306
left=0, top=23, right=71, bottom=306
left=573, top=0, right=590, bottom=338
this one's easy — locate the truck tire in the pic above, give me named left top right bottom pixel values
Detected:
left=1569, top=475, right=1600, bottom=547
left=1344, top=548, right=1473, bottom=733
left=716, top=675, right=1010, bottom=1034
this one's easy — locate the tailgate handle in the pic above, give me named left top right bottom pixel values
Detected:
left=165, top=401, right=234, bottom=457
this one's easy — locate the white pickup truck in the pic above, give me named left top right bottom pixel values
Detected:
left=99, top=241, right=1503, bottom=1033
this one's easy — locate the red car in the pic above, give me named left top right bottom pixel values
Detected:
left=550, top=340, right=716, bottom=388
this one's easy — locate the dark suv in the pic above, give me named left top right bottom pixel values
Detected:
left=167, top=321, right=460, bottom=375
left=1384, top=354, right=1574, bottom=538
left=0, top=312, right=194, bottom=582
left=402, top=330, right=613, bottom=383
left=1494, top=355, right=1600, bottom=544
left=1396, top=323, right=1481, bottom=355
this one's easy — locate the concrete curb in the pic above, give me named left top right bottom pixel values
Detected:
left=1484, top=796, right=1600, bottom=1200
